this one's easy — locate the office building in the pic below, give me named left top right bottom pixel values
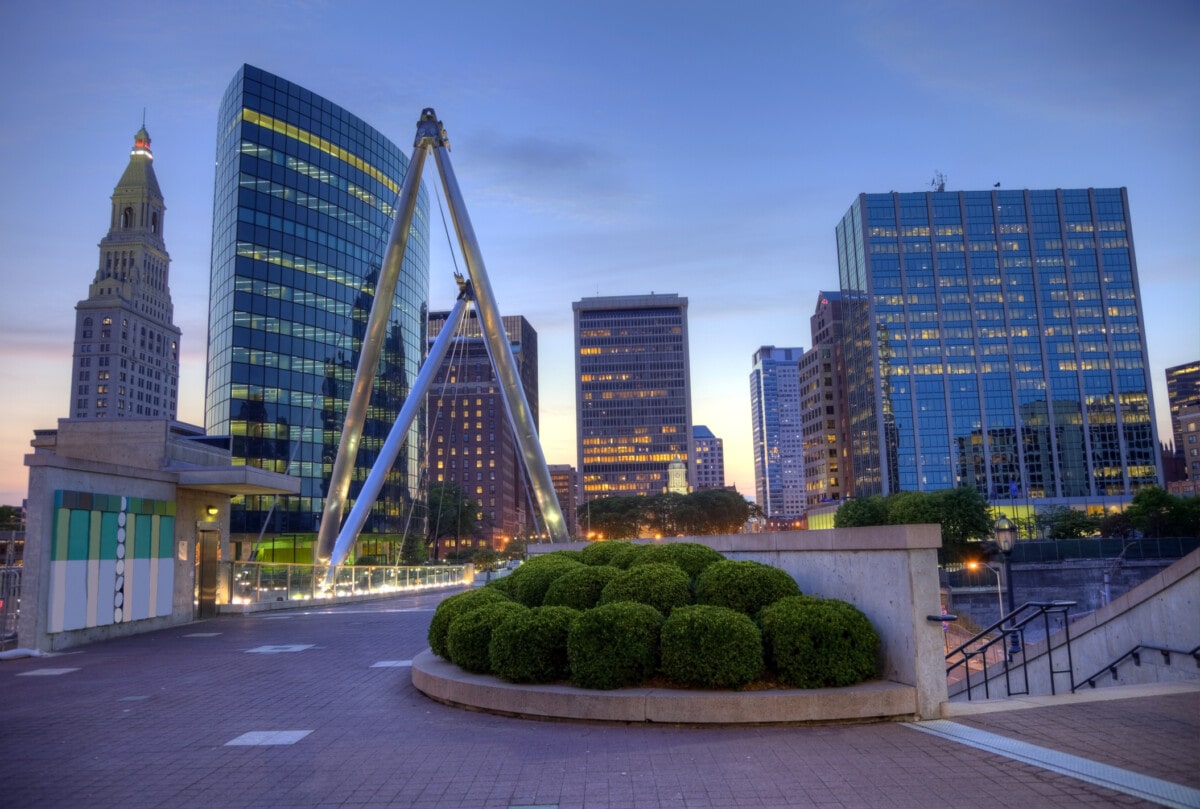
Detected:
left=799, top=293, right=848, bottom=508
left=548, top=464, right=580, bottom=537
left=574, top=294, right=693, bottom=501
left=750, top=347, right=805, bottom=518
left=71, top=126, right=180, bottom=420
left=1166, top=360, right=1200, bottom=473
left=428, top=310, right=538, bottom=550
left=204, top=65, right=429, bottom=543
left=692, top=425, right=725, bottom=490
left=835, top=188, right=1160, bottom=505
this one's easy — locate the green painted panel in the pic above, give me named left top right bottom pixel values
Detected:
left=157, top=516, right=174, bottom=558
left=134, top=514, right=152, bottom=559
left=100, top=511, right=119, bottom=559
left=68, top=510, right=90, bottom=562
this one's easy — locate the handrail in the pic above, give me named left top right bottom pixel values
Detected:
left=1073, top=643, right=1200, bottom=692
left=946, top=600, right=1076, bottom=701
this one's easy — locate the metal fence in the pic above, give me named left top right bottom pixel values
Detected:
left=1010, top=536, right=1198, bottom=563
left=1, top=566, right=20, bottom=650
left=226, top=561, right=467, bottom=605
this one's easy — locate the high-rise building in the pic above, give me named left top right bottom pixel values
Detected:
left=428, top=310, right=538, bottom=549
left=799, top=293, right=848, bottom=508
left=750, top=347, right=805, bottom=518
left=574, top=294, right=693, bottom=501
left=836, top=188, right=1160, bottom=505
left=1166, top=361, right=1200, bottom=463
left=71, top=126, right=180, bottom=420
left=692, top=425, right=725, bottom=490
left=548, top=464, right=580, bottom=537
left=204, top=65, right=429, bottom=542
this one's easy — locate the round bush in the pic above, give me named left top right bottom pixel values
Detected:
left=605, top=542, right=646, bottom=569
left=694, top=560, right=801, bottom=617
left=542, top=565, right=621, bottom=610
left=579, top=540, right=636, bottom=567
left=599, top=563, right=692, bottom=615
left=445, top=601, right=529, bottom=674
left=630, top=542, right=726, bottom=579
left=504, top=553, right=586, bottom=606
left=428, top=587, right=513, bottom=658
left=567, top=601, right=664, bottom=690
left=489, top=605, right=580, bottom=683
left=759, top=596, right=881, bottom=688
left=660, top=605, right=764, bottom=689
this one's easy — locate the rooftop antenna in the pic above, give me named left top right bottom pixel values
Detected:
left=930, top=171, right=946, bottom=193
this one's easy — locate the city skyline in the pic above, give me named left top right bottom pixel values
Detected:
left=2, top=1, right=1197, bottom=508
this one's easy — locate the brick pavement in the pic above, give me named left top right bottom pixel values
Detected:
left=1, top=589, right=1195, bottom=809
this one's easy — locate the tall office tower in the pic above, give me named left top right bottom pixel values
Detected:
left=548, top=465, right=580, bottom=537
left=750, top=347, right=805, bottom=518
left=428, top=310, right=538, bottom=549
left=1166, top=361, right=1200, bottom=466
left=71, top=126, right=181, bottom=420
left=205, top=65, right=429, bottom=541
left=692, top=425, right=725, bottom=490
left=799, top=293, right=848, bottom=508
left=574, top=294, right=694, bottom=501
left=836, top=188, right=1161, bottom=505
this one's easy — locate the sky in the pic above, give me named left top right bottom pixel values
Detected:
left=1, top=0, right=1197, bottom=509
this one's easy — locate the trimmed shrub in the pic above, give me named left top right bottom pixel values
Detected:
left=660, top=605, right=764, bottom=689
left=489, top=605, right=580, bottom=683
left=428, top=587, right=513, bottom=658
left=504, top=553, right=586, bottom=606
left=542, top=565, right=622, bottom=610
left=605, top=542, right=646, bottom=569
left=579, top=540, right=636, bottom=567
left=445, top=601, right=529, bottom=674
left=567, top=601, right=664, bottom=690
left=759, top=596, right=881, bottom=688
left=629, top=542, right=725, bottom=579
left=694, top=560, right=801, bottom=617
left=599, top=563, right=692, bottom=616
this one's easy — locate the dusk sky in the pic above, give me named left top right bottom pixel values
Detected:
left=1, top=1, right=1197, bottom=508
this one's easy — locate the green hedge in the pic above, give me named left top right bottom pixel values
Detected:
left=428, top=587, right=513, bottom=658
left=694, top=560, right=801, bottom=617
left=504, top=553, right=586, bottom=606
left=489, top=606, right=580, bottom=684
left=660, top=605, right=764, bottom=689
left=567, top=601, right=664, bottom=690
left=542, top=565, right=622, bottom=610
left=629, top=542, right=725, bottom=579
left=759, top=596, right=880, bottom=688
left=445, top=601, right=529, bottom=674
left=579, top=540, right=636, bottom=567
left=599, top=562, right=692, bottom=615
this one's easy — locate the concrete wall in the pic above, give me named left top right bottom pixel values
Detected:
left=952, top=549, right=1200, bottom=698
left=530, top=525, right=948, bottom=719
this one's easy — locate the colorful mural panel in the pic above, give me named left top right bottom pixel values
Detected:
left=49, top=491, right=175, bottom=633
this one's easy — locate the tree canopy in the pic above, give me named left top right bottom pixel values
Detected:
left=578, top=490, right=752, bottom=539
left=834, top=486, right=994, bottom=561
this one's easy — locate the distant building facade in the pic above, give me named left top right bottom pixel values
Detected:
left=692, top=425, right=725, bottom=490
left=1169, top=406, right=1200, bottom=496
left=1166, top=360, right=1200, bottom=480
left=548, top=464, right=580, bottom=537
left=574, top=294, right=694, bottom=501
left=799, top=293, right=848, bottom=508
left=428, top=310, right=538, bottom=550
left=204, top=65, right=428, bottom=543
left=71, top=126, right=180, bottom=421
left=836, top=188, right=1161, bottom=505
left=750, top=346, right=805, bottom=518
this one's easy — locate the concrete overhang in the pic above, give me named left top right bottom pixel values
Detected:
left=174, top=466, right=300, bottom=496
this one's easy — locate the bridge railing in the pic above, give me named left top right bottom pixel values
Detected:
left=226, top=561, right=467, bottom=605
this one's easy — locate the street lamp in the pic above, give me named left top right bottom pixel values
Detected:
left=967, top=560, right=1004, bottom=623
left=994, top=513, right=1020, bottom=657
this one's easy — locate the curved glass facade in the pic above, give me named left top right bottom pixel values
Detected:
left=205, top=65, right=429, bottom=539
left=837, top=188, right=1160, bottom=503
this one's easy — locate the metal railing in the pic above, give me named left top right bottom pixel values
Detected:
left=226, top=561, right=467, bottom=605
left=1073, top=643, right=1200, bottom=692
left=946, top=600, right=1076, bottom=701
left=0, top=566, right=20, bottom=650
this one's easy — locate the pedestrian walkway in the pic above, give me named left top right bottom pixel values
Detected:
left=2, top=590, right=1197, bottom=809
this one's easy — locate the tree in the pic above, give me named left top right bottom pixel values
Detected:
left=0, top=505, right=22, bottom=531
left=399, top=533, right=427, bottom=565
left=426, top=483, right=478, bottom=558
left=834, top=496, right=889, bottom=528
left=578, top=496, right=643, bottom=539
left=686, top=489, right=751, bottom=535
left=1037, top=505, right=1100, bottom=539
left=1127, top=486, right=1200, bottom=538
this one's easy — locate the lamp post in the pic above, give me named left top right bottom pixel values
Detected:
left=994, top=513, right=1020, bottom=657
left=967, top=561, right=1004, bottom=624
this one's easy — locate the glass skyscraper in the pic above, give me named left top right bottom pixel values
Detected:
left=750, top=346, right=805, bottom=518
left=836, top=188, right=1160, bottom=505
left=574, top=294, right=693, bottom=501
left=205, top=65, right=429, bottom=544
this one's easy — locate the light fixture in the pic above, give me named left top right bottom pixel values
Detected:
left=206, top=505, right=219, bottom=517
